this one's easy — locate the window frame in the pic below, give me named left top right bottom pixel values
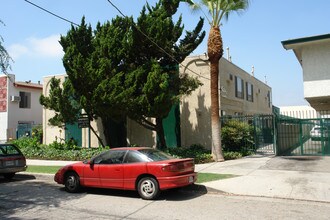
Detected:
left=19, top=91, right=31, bottom=109
left=235, top=76, right=244, bottom=99
left=246, top=82, right=254, bottom=102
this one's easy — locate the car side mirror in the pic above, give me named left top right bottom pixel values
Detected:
left=89, top=159, right=94, bottom=166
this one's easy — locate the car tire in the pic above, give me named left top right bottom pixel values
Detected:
left=137, top=177, right=160, bottom=200
left=3, top=173, right=15, bottom=180
left=64, top=172, right=81, bottom=193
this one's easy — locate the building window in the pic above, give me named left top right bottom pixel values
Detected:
left=246, top=82, right=253, bottom=102
left=267, top=91, right=272, bottom=108
left=19, top=92, right=31, bottom=109
left=235, top=76, right=244, bottom=99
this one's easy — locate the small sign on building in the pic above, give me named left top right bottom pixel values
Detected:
left=78, top=117, right=90, bottom=128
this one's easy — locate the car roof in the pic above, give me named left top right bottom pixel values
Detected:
left=109, top=147, right=153, bottom=151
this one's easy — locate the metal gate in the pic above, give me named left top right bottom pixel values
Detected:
left=17, top=123, right=32, bottom=139
left=221, top=112, right=330, bottom=156
left=276, top=116, right=330, bottom=156
left=221, top=115, right=275, bottom=154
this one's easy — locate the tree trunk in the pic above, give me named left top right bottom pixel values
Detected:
left=156, top=117, right=167, bottom=150
left=89, top=124, right=106, bottom=148
left=101, top=117, right=111, bottom=148
left=208, top=26, right=224, bottom=162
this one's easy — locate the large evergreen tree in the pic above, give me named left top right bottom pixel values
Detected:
left=123, top=0, right=205, bottom=148
left=62, top=16, right=133, bottom=147
left=41, top=0, right=205, bottom=148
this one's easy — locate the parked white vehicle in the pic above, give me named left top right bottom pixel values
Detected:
left=310, top=125, right=329, bottom=141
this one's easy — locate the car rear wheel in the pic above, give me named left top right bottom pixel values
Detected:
left=137, top=177, right=160, bottom=200
left=64, top=172, right=80, bottom=193
left=3, top=173, right=15, bottom=180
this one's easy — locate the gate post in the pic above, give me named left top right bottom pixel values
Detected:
left=299, top=120, right=303, bottom=155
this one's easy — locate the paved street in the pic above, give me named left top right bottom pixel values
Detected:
left=1, top=174, right=330, bottom=219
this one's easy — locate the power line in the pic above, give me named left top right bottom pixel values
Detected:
left=23, top=0, right=80, bottom=27
left=23, top=0, right=211, bottom=81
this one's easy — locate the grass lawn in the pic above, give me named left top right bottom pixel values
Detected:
left=26, top=166, right=236, bottom=183
left=26, top=165, right=62, bottom=174
left=196, top=173, right=236, bottom=183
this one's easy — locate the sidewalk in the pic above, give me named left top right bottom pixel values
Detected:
left=27, top=159, right=78, bottom=166
left=196, top=155, right=330, bottom=203
left=27, top=155, right=330, bottom=203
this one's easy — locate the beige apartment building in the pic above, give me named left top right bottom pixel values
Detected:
left=42, top=74, right=104, bottom=148
left=179, top=55, right=272, bottom=148
left=43, top=55, right=272, bottom=149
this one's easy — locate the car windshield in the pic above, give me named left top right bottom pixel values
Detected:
left=138, top=149, right=174, bottom=162
left=314, top=127, right=327, bottom=131
left=0, top=145, right=22, bottom=156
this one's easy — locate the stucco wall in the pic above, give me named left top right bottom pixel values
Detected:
left=0, top=74, right=42, bottom=141
left=303, top=43, right=330, bottom=99
left=43, top=75, right=65, bottom=145
left=127, top=118, right=157, bottom=148
left=7, top=81, right=43, bottom=128
left=180, top=55, right=272, bottom=149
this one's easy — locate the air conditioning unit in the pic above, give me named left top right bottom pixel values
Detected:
left=11, top=95, right=21, bottom=102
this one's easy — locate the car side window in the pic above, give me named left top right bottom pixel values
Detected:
left=94, top=150, right=126, bottom=165
left=124, top=151, right=150, bottom=163
left=124, top=151, right=145, bottom=163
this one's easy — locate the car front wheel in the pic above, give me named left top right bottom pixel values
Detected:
left=64, top=172, right=80, bottom=193
left=137, top=177, right=160, bottom=200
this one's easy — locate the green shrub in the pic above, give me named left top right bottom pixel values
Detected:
left=223, top=151, right=242, bottom=160
left=11, top=137, right=251, bottom=163
left=32, top=125, right=43, bottom=143
left=221, top=120, right=255, bottom=152
left=11, top=137, right=41, bottom=149
left=167, top=144, right=213, bottom=164
left=10, top=137, right=107, bottom=161
left=48, top=136, right=79, bottom=150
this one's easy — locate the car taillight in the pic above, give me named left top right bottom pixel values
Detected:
left=162, top=162, right=195, bottom=172
left=162, top=164, right=184, bottom=172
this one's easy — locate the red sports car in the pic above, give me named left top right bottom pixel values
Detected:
left=54, top=147, right=197, bottom=200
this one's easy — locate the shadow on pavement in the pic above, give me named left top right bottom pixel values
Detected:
left=261, top=156, right=330, bottom=173
left=282, top=156, right=323, bottom=161
left=161, top=184, right=209, bottom=201
left=79, top=183, right=208, bottom=201
left=0, top=179, right=86, bottom=219
left=0, top=173, right=36, bottom=183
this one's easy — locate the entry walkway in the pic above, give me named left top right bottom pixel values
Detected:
left=196, top=155, right=330, bottom=203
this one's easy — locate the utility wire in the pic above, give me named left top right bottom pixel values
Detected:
left=23, top=0, right=211, bottom=81
left=23, top=0, right=80, bottom=27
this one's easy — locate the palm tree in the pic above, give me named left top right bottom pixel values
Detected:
left=183, top=0, right=249, bottom=161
